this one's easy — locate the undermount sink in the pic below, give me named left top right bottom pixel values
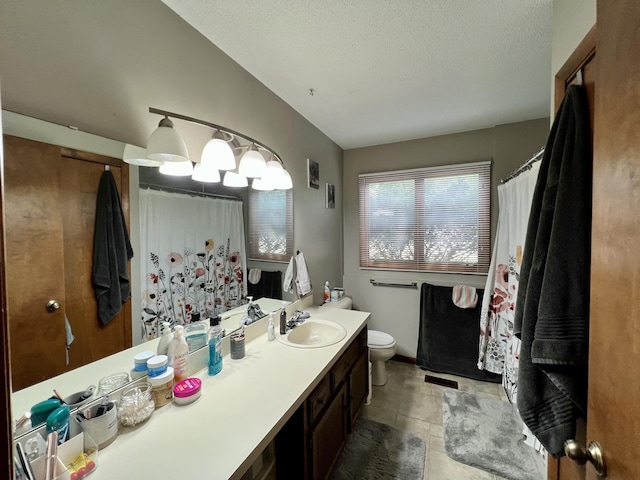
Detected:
left=277, top=319, right=347, bottom=348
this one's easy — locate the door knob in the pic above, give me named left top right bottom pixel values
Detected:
left=46, top=300, right=60, bottom=312
left=564, top=439, right=607, bottom=477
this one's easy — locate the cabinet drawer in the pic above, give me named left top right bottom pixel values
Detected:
left=307, top=376, right=331, bottom=426
left=330, top=339, right=359, bottom=392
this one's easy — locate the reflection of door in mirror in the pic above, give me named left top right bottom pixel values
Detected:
left=4, top=135, right=132, bottom=391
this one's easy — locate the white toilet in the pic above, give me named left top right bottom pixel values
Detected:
left=320, top=298, right=396, bottom=387
left=367, top=330, right=396, bottom=386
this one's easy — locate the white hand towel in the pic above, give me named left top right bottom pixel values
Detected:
left=283, top=257, right=295, bottom=293
left=295, top=252, right=312, bottom=297
left=248, top=268, right=262, bottom=285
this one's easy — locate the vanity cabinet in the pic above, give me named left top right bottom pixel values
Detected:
left=276, top=325, right=368, bottom=480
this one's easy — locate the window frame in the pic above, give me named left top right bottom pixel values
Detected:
left=359, top=161, right=491, bottom=274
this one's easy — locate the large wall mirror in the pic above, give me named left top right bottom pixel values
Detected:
left=4, top=112, right=294, bottom=424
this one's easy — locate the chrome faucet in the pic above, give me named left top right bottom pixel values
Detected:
left=280, top=310, right=309, bottom=334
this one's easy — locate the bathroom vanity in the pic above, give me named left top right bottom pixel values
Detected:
left=13, top=298, right=369, bottom=480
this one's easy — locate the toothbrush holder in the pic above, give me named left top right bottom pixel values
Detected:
left=230, top=332, right=245, bottom=360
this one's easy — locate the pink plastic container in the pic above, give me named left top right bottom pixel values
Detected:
left=173, top=378, right=202, bottom=405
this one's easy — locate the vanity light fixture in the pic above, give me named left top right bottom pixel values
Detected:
left=147, top=107, right=292, bottom=190
left=146, top=116, right=189, bottom=163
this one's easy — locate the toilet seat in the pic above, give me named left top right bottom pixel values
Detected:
left=367, top=330, right=395, bottom=349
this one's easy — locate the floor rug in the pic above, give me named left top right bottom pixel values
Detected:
left=332, top=417, right=425, bottom=480
left=442, top=390, right=541, bottom=480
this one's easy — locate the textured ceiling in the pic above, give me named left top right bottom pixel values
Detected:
left=162, top=0, right=553, bottom=149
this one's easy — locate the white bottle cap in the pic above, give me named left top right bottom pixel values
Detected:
left=174, top=325, right=184, bottom=338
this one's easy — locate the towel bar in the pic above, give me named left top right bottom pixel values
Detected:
left=370, top=279, right=418, bottom=289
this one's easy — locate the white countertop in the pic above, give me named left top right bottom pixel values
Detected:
left=87, top=305, right=369, bottom=479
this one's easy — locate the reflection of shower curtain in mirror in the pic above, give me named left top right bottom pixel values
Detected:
left=140, top=190, right=247, bottom=340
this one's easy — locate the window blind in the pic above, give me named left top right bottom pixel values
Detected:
left=359, top=161, right=491, bottom=274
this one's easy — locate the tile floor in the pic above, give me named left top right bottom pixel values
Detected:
left=360, top=360, right=511, bottom=480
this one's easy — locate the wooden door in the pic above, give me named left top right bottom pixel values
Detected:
left=4, top=136, right=131, bottom=391
left=348, top=349, right=368, bottom=430
left=553, top=1, right=640, bottom=478
left=582, top=1, right=640, bottom=477
left=4, top=135, right=67, bottom=390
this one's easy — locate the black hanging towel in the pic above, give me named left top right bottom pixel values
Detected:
left=514, top=85, right=592, bottom=457
left=93, top=170, right=134, bottom=326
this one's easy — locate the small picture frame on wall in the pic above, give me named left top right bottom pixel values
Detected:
left=307, top=158, right=320, bottom=189
left=325, top=183, right=335, bottom=209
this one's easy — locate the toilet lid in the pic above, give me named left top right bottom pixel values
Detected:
left=368, top=330, right=395, bottom=348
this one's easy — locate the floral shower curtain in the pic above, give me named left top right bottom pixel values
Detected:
left=139, top=189, right=247, bottom=341
left=477, top=161, right=540, bottom=403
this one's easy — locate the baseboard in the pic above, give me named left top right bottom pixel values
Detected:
left=391, top=354, right=416, bottom=364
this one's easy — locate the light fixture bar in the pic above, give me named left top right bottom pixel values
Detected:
left=149, top=107, right=285, bottom=166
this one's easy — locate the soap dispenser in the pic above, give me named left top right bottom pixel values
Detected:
left=267, top=313, right=276, bottom=341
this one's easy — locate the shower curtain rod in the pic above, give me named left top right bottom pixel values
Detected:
left=500, top=147, right=545, bottom=184
left=140, top=182, right=243, bottom=201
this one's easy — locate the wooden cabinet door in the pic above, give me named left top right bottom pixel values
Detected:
left=310, top=383, right=347, bottom=480
left=348, top=349, right=368, bottom=430
left=4, top=136, right=131, bottom=391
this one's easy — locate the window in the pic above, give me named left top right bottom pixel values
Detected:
left=248, top=189, right=294, bottom=262
left=359, top=161, right=491, bottom=274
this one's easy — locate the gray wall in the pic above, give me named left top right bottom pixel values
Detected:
left=342, top=118, right=550, bottom=357
left=0, top=0, right=344, bottom=317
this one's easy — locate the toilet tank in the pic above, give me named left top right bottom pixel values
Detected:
left=320, top=297, right=352, bottom=310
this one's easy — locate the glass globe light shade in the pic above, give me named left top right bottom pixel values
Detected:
left=201, top=134, right=236, bottom=171
left=147, top=117, right=189, bottom=163
left=223, top=171, right=248, bottom=187
left=159, top=160, right=194, bottom=176
left=192, top=162, right=221, bottom=183
left=252, top=177, right=274, bottom=191
left=238, top=146, right=267, bottom=178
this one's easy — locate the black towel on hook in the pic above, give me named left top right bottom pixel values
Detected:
left=514, top=85, right=592, bottom=457
left=92, top=170, right=134, bottom=325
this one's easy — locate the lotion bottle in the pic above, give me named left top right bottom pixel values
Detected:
left=167, top=325, right=189, bottom=382
left=324, top=281, right=331, bottom=303
left=157, top=321, right=173, bottom=356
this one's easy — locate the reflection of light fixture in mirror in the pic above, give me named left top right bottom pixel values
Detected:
left=274, top=169, right=293, bottom=190
left=252, top=177, right=274, bottom=191
left=123, top=144, right=163, bottom=167
left=147, top=116, right=189, bottom=163
left=201, top=131, right=235, bottom=171
left=238, top=144, right=267, bottom=178
left=159, top=160, right=194, bottom=176
left=192, top=162, right=221, bottom=183
left=223, top=171, right=248, bottom=187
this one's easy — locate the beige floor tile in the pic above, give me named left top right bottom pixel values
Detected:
left=398, top=386, right=443, bottom=424
left=429, top=432, right=446, bottom=453
left=361, top=402, right=397, bottom=426
left=430, top=424, right=443, bottom=438
left=394, top=414, right=431, bottom=442
left=427, top=450, right=495, bottom=480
